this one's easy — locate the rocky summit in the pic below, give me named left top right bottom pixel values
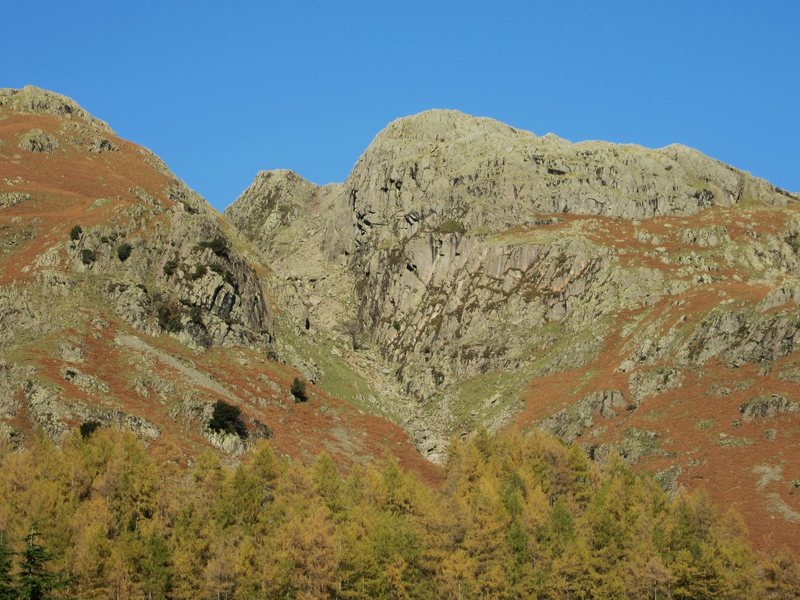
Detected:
left=2, top=89, right=799, bottom=550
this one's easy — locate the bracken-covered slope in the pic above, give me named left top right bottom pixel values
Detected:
left=0, top=86, right=439, bottom=482
left=228, top=109, right=800, bottom=549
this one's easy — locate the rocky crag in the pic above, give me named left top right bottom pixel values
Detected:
left=228, top=110, right=800, bottom=549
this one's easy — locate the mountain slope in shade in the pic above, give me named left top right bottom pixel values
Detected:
left=228, top=109, right=800, bottom=550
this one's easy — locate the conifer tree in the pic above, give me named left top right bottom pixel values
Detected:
left=0, top=531, right=15, bottom=600
left=18, top=525, right=65, bottom=600
left=140, top=532, right=171, bottom=600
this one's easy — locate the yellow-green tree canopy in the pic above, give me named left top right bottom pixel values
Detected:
left=0, top=427, right=796, bottom=599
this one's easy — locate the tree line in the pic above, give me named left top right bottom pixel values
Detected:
left=0, top=427, right=797, bottom=599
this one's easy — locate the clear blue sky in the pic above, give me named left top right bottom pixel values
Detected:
left=4, top=1, right=799, bottom=209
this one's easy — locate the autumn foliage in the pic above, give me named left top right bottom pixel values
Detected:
left=0, top=428, right=797, bottom=599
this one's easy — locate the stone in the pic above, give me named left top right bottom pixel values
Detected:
left=88, top=137, right=118, bottom=153
left=17, top=128, right=59, bottom=153
left=0, top=192, right=31, bottom=209
left=740, top=395, right=800, bottom=422
left=538, top=390, right=627, bottom=443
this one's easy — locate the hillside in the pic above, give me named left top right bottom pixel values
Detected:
left=227, top=109, right=800, bottom=550
left=0, top=86, right=438, bottom=481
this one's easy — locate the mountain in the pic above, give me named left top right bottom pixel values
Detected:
left=0, top=86, right=438, bottom=481
left=227, top=109, right=800, bottom=549
left=2, top=87, right=799, bottom=551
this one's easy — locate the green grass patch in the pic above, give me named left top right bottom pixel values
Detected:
left=695, top=418, right=716, bottom=431
left=451, top=369, right=526, bottom=430
left=644, top=409, right=667, bottom=422
left=275, top=322, right=382, bottom=417
left=436, top=219, right=466, bottom=234
left=717, top=434, right=754, bottom=448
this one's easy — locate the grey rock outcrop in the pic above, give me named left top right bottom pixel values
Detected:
left=0, top=192, right=31, bottom=209
left=0, top=85, right=114, bottom=133
left=628, top=368, right=684, bottom=403
left=539, top=390, right=627, bottom=443
left=0, top=86, right=279, bottom=454
left=680, top=310, right=800, bottom=366
left=17, top=128, right=59, bottom=153
left=47, top=151, right=275, bottom=350
left=227, top=170, right=317, bottom=244
left=740, top=395, right=800, bottom=422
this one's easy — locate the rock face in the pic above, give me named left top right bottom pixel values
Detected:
left=539, top=390, right=628, bottom=443
left=91, top=182, right=274, bottom=349
left=342, top=110, right=774, bottom=234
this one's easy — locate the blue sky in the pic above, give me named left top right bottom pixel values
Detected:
left=4, top=1, right=799, bottom=209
